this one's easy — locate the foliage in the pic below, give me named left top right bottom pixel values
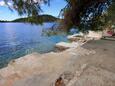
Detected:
left=108, top=1, right=115, bottom=22
left=3, top=0, right=50, bottom=24
left=11, top=0, right=50, bottom=16
left=61, top=0, right=113, bottom=32
left=12, top=14, right=58, bottom=24
left=3, top=0, right=115, bottom=32
left=0, top=20, right=8, bottom=22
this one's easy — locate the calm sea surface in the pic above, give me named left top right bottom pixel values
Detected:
left=0, top=23, right=67, bottom=68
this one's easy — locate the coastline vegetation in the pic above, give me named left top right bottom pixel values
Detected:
left=12, top=14, right=59, bottom=24
left=0, top=14, right=58, bottom=24
left=0, top=20, right=10, bottom=22
left=2, top=0, right=115, bottom=32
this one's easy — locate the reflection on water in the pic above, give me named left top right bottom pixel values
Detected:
left=0, top=23, right=67, bottom=68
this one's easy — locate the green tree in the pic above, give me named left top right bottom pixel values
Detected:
left=6, top=0, right=50, bottom=24
left=61, top=0, right=113, bottom=32
left=10, top=0, right=50, bottom=16
left=4, top=0, right=114, bottom=31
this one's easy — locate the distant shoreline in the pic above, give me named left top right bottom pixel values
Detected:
left=0, top=14, right=59, bottom=24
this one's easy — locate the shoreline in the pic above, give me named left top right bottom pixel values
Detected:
left=0, top=37, right=92, bottom=85
left=0, top=38, right=115, bottom=86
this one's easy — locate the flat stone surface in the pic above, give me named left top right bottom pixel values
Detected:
left=72, top=66, right=115, bottom=86
left=0, top=39, right=115, bottom=86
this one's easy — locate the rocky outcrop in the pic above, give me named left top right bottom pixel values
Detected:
left=86, top=31, right=103, bottom=40
left=0, top=46, right=95, bottom=86
left=0, top=40, right=115, bottom=86
left=55, top=42, right=81, bottom=51
left=67, top=33, right=84, bottom=42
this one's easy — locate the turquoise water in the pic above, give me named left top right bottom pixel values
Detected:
left=0, top=23, right=67, bottom=68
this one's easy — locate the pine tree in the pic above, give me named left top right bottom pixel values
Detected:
left=61, top=0, right=113, bottom=32
left=4, top=0, right=114, bottom=31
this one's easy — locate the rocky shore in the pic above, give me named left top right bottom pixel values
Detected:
left=0, top=38, right=115, bottom=86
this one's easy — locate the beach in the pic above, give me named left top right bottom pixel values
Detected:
left=0, top=39, right=115, bottom=86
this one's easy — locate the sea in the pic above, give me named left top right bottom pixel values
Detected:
left=0, top=22, right=67, bottom=68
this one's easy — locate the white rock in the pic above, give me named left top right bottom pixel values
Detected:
left=67, top=33, right=84, bottom=39
left=55, top=42, right=79, bottom=50
left=86, top=31, right=102, bottom=40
